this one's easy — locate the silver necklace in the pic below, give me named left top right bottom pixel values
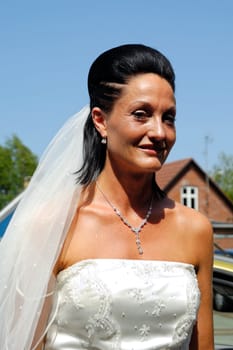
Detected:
left=96, top=182, right=154, bottom=255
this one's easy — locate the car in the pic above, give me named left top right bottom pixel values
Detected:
left=213, top=254, right=233, bottom=349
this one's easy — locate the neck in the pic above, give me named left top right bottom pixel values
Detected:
left=96, top=164, right=156, bottom=211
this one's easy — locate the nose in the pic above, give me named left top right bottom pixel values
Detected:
left=147, top=116, right=166, bottom=140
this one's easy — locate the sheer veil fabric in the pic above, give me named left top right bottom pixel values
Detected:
left=0, top=106, right=90, bottom=349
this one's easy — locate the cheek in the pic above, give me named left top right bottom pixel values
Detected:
left=167, top=129, right=176, bottom=148
left=172, top=131, right=176, bottom=144
left=106, top=125, right=129, bottom=150
left=108, top=120, right=138, bottom=142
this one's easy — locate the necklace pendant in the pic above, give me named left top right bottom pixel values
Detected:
left=136, top=238, right=143, bottom=255
left=138, top=246, right=144, bottom=255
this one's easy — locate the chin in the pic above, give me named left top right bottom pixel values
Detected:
left=142, top=160, right=164, bottom=173
left=154, top=155, right=167, bottom=167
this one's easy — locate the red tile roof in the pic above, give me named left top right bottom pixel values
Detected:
left=156, top=158, right=192, bottom=189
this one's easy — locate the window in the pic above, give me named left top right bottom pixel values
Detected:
left=181, top=186, right=198, bottom=210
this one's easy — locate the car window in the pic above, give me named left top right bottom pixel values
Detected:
left=213, top=254, right=233, bottom=348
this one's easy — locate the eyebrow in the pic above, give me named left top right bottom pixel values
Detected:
left=131, top=100, right=176, bottom=112
left=166, top=106, right=176, bottom=114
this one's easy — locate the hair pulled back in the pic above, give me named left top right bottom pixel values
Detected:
left=77, top=44, right=175, bottom=185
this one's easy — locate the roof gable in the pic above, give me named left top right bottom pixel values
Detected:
left=157, top=158, right=233, bottom=211
left=157, top=158, right=192, bottom=190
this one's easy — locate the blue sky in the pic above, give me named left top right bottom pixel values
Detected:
left=1, top=1, right=232, bottom=171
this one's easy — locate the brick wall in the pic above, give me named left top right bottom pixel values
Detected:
left=214, top=237, right=233, bottom=250
left=167, top=166, right=233, bottom=223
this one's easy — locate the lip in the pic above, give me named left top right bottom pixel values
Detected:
left=139, top=144, right=165, bottom=153
left=139, top=144, right=166, bottom=155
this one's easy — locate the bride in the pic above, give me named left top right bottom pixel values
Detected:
left=0, top=44, right=214, bottom=349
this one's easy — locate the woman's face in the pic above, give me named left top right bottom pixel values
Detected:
left=94, top=73, right=176, bottom=175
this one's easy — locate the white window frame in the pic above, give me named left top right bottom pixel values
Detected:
left=181, top=186, right=199, bottom=210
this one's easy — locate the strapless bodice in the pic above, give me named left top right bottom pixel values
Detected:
left=44, top=259, right=200, bottom=350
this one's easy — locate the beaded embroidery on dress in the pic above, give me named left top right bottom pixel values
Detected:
left=44, top=259, right=200, bottom=350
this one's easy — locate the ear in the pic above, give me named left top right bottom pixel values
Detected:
left=92, top=107, right=107, bottom=138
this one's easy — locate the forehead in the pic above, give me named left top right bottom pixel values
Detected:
left=121, top=73, right=175, bottom=105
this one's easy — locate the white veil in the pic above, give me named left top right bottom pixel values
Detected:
left=0, top=105, right=90, bottom=349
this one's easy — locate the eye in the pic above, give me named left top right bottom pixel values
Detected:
left=163, top=112, right=176, bottom=126
left=132, top=109, right=151, bottom=120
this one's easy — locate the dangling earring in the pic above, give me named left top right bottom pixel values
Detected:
left=101, top=137, right=107, bottom=144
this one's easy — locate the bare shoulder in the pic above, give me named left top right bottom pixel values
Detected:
left=172, top=201, right=213, bottom=239
left=167, top=200, right=213, bottom=267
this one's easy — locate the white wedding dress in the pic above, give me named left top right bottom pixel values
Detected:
left=44, top=259, right=200, bottom=350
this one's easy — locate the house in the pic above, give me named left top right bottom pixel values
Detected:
left=157, top=158, right=233, bottom=251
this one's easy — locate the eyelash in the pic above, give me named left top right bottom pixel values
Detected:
left=132, top=110, right=176, bottom=125
left=132, top=110, right=150, bottom=119
left=163, top=113, right=176, bottom=125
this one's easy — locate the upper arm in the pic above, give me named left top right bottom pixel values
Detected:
left=189, top=216, right=214, bottom=350
left=30, top=276, right=55, bottom=350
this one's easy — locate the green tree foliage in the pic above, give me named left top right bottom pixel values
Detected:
left=0, top=135, right=38, bottom=209
left=211, top=152, right=233, bottom=202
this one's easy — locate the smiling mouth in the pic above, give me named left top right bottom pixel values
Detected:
left=139, top=143, right=166, bottom=153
